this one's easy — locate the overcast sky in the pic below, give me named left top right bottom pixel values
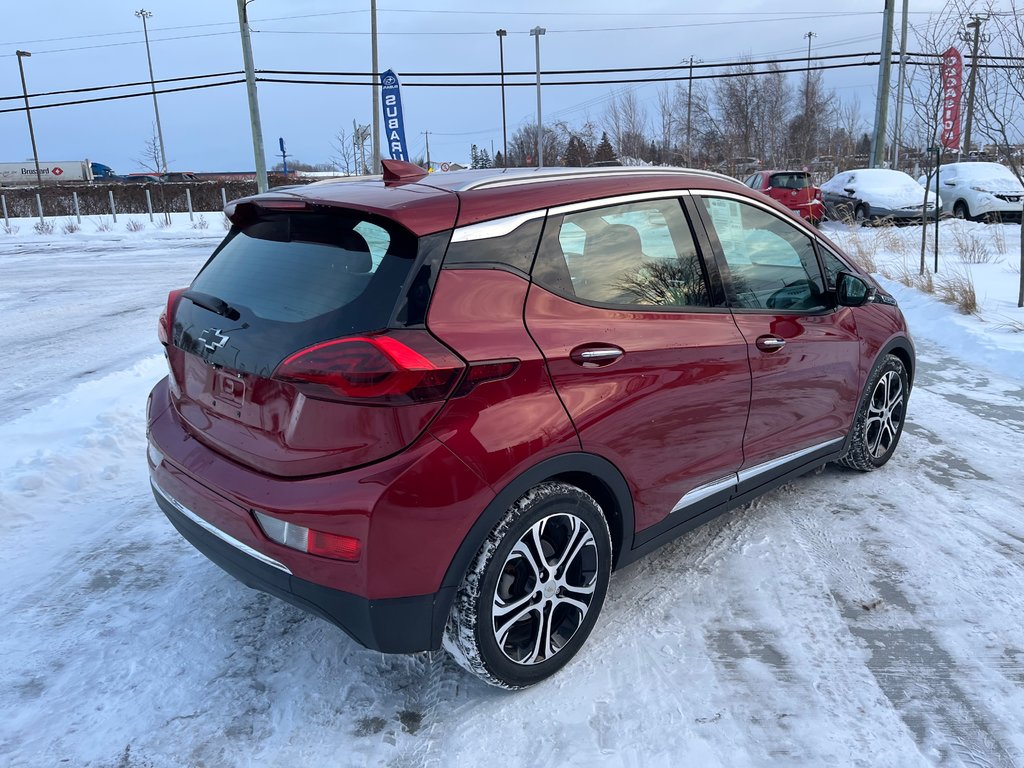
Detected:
left=0, top=1, right=963, bottom=174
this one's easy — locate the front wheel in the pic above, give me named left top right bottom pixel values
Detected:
left=443, top=481, right=612, bottom=689
left=953, top=200, right=970, bottom=220
left=838, top=354, right=909, bottom=471
left=854, top=204, right=870, bottom=226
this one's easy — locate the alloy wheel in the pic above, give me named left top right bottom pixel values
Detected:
left=865, top=370, right=905, bottom=459
left=491, top=513, right=599, bottom=665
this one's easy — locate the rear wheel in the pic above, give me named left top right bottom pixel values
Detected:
left=443, top=481, right=611, bottom=689
left=839, top=354, right=909, bottom=471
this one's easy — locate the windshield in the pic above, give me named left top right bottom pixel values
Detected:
left=950, top=163, right=1023, bottom=189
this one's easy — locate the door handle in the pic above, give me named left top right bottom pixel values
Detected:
left=755, top=335, right=786, bottom=352
left=570, top=344, right=624, bottom=367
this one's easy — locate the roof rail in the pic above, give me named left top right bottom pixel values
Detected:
left=456, top=165, right=742, bottom=192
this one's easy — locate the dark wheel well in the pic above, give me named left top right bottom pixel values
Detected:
left=886, top=344, right=914, bottom=390
left=554, top=470, right=626, bottom=569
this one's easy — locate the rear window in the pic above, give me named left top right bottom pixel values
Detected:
left=769, top=173, right=811, bottom=189
left=175, top=212, right=420, bottom=374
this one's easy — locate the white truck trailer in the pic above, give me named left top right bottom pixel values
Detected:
left=0, top=160, right=95, bottom=185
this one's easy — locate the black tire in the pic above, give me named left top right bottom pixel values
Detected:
left=953, top=200, right=970, bottom=220
left=838, top=354, right=909, bottom=471
left=442, top=481, right=612, bottom=689
left=854, top=204, right=870, bottom=226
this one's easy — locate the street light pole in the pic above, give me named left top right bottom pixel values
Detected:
left=236, top=0, right=268, bottom=192
left=686, top=55, right=696, bottom=166
left=371, top=0, right=381, bottom=174
left=496, top=29, right=508, bottom=168
left=135, top=10, right=168, bottom=174
left=15, top=51, right=42, bottom=186
left=961, top=15, right=988, bottom=158
left=530, top=26, right=546, bottom=168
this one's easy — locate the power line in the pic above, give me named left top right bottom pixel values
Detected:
left=0, top=78, right=244, bottom=115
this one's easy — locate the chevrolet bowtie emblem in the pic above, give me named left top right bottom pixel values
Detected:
left=198, top=328, right=230, bottom=353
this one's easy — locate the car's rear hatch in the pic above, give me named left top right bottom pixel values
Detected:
left=767, top=171, right=818, bottom=209
left=164, top=200, right=460, bottom=477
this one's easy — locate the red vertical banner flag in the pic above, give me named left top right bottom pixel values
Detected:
left=940, top=47, right=963, bottom=150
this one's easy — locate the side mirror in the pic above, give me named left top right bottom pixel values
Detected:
left=843, top=187, right=856, bottom=195
left=836, top=271, right=874, bottom=307
left=943, top=180, right=955, bottom=186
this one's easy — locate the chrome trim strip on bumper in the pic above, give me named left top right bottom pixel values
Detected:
left=736, top=437, right=845, bottom=485
left=152, top=480, right=292, bottom=575
left=669, top=436, right=845, bottom=514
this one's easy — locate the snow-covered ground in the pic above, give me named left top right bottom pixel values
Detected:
left=1, top=216, right=1023, bottom=767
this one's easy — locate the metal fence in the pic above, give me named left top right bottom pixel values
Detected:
left=0, top=175, right=308, bottom=226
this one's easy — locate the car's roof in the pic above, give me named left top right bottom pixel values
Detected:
left=242, top=166, right=748, bottom=236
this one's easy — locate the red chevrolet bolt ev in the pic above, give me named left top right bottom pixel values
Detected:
left=147, top=161, right=914, bottom=689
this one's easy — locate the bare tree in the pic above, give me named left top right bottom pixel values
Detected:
left=973, top=0, right=1024, bottom=305
left=135, top=124, right=163, bottom=173
left=605, top=90, right=649, bottom=161
left=330, top=127, right=357, bottom=175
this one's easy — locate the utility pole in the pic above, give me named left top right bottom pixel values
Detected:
left=422, top=131, right=431, bottom=171
left=236, top=0, right=268, bottom=192
left=804, top=31, right=817, bottom=163
left=961, top=14, right=988, bottom=157
left=686, top=55, right=697, bottom=166
left=870, top=0, right=895, bottom=168
left=15, top=51, right=42, bottom=186
left=370, top=0, right=381, bottom=174
left=892, top=0, right=909, bottom=168
left=136, top=10, right=168, bottom=174
left=530, top=26, right=546, bottom=168
left=496, top=29, right=508, bottom=168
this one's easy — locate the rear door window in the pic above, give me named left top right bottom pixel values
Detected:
left=534, top=198, right=711, bottom=308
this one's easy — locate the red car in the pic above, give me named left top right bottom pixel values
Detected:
left=148, top=161, right=913, bottom=689
left=744, top=169, right=826, bottom=225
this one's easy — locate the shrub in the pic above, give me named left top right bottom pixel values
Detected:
left=61, top=219, right=81, bottom=234
left=936, top=265, right=977, bottom=314
left=125, top=218, right=146, bottom=232
left=2, top=222, right=20, bottom=235
left=33, top=219, right=55, bottom=235
left=94, top=217, right=113, bottom=232
left=950, top=225, right=994, bottom=264
left=192, top=214, right=209, bottom=230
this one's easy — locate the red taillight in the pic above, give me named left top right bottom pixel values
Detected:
left=158, top=287, right=187, bottom=345
left=254, top=510, right=361, bottom=562
left=307, top=530, right=362, bottom=561
left=273, top=331, right=465, bottom=404
left=814, top=188, right=823, bottom=200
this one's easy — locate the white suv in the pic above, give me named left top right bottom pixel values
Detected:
left=919, top=162, right=1024, bottom=222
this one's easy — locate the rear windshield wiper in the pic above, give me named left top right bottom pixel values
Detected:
left=182, top=290, right=241, bottom=321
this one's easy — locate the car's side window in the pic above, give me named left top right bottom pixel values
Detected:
left=700, top=197, right=828, bottom=312
left=534, top=198, right=711, bottom=308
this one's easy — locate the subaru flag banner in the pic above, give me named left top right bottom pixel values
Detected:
left=381, top=69, right=409, bottom=161
left=940, top=47, right=963, bottom=151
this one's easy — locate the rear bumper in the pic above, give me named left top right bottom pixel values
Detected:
left=790, top=200, right=825, bottom=221
left=152, top=479, right=450, bottom=652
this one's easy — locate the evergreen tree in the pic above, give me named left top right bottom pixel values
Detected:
left=564, top=135, right=592, bottom=167
left=594, top=132, right=616, bottom=163
left=478, top=148, right=492, bottom=168
left=470, top=144, right=481, bottom=169
left=493, top=150, right=505, bottom=168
